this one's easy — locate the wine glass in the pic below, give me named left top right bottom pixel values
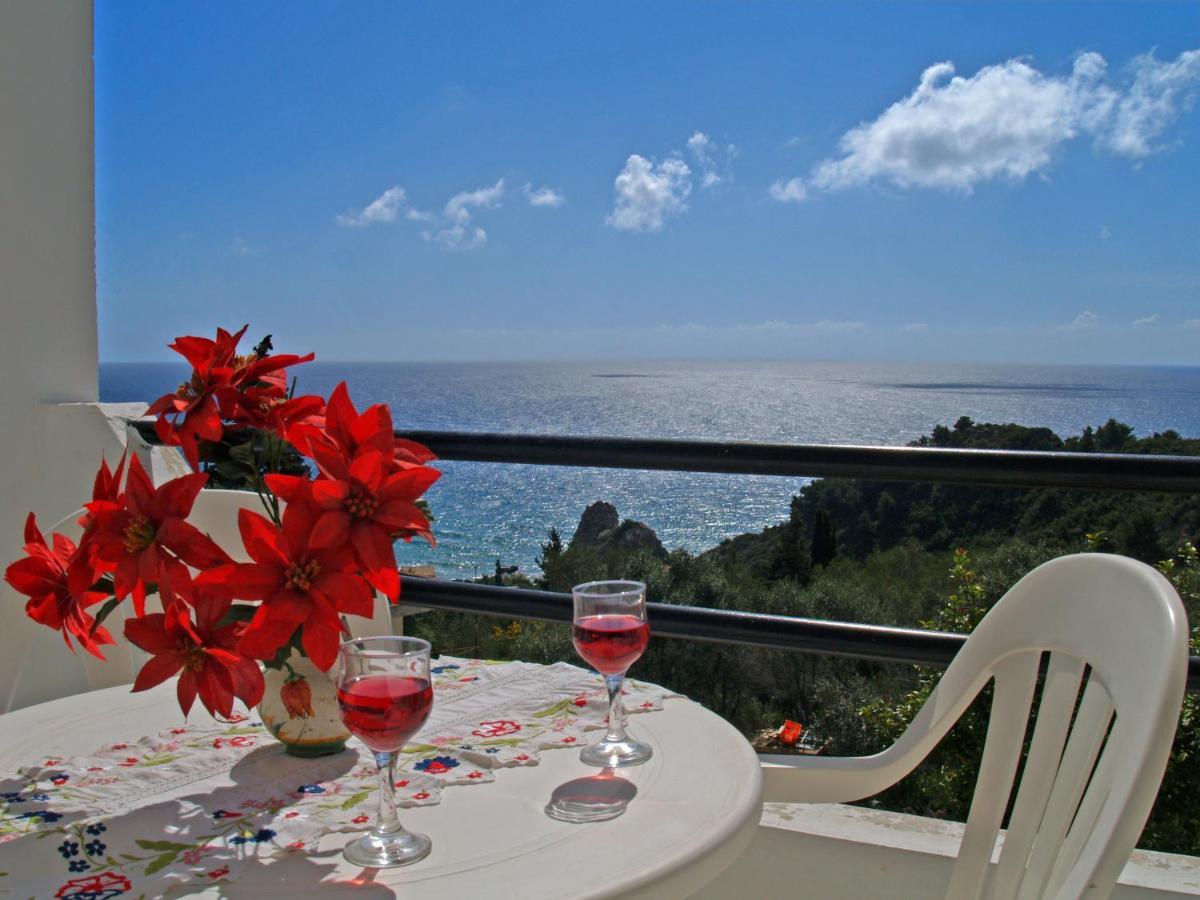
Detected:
left=572, top=580, right=653, bottom=767
left=336, top=635, right=434, bottom=868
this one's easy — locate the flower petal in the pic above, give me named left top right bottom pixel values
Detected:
left=238, top=509, right=289, bottom=566
left=310, top=510, right=351, bottom=550
left=132, top=651, right=184, bottom=692
left=124, top=613, right=176, bottom=655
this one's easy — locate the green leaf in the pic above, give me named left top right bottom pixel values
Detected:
left=134, top=839, right=191, bottom=852
left=228, top=441, right=258, bottom=465
left=340, top=790, right=371, bottom=810
left=219, top=604, right=258, bottom=626
left=532, top=699, right=573, bottom=718
left=89, top=598, right=122, bottom=637
left=139, top=755, right=180, bottom=767
left=144, top=851, right=179, bottom=876
left=266, top=644, right=293, bottom=670
left=401, top=743, right=437, bottom=754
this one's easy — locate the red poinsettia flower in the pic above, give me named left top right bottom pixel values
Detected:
left=4, top=513, right=114, bottom=659
left=270, top=450, right=438, bottom=601
left=146, top=325, right=315, bottom=468
left=312, top=382, right=436, bottom=471
left=146, top=325, right=249, bottom=468
left=66, top=452, right=129, bottom=597
left=196, top=504, right=373, bottom=671
left=124, top=570, right=264, bottom=718
left=85, top=456, right=231, bottom=614
left=90, top=451, right=127, bottom=506
left=222, top=374, right=326, bottom=447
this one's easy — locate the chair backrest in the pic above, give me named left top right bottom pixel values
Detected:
left=874, top=554, right=1187, bottom=899
left=41, top=489, right=394, bottom=695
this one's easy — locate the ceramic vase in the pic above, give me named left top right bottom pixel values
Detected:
left=258, top=651, right=350, bottom=757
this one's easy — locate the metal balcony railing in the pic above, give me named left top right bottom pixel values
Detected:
left=133, top=422, right=1200, bottom=690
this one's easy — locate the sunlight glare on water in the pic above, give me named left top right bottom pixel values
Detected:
left=101, top=360, right=1200, bottom=580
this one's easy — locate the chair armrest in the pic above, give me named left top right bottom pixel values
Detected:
left=759, top=752, right=907, bottom=805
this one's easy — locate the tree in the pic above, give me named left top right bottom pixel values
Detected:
left=1115, top=507, right=1166, bottom=564
left=537, top=528, right=564, bottom=581
left=875, top=492, right=901, bottom=550
left=811, top=507, right=838, bottom=568
left=1095, top=418, right=1134, bottom=452
left=769, top=522, right=809, bottom=582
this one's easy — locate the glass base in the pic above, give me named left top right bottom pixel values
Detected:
left=579, top=736, right=653, bottom=768
left=342, top=828, right=432, bottom=868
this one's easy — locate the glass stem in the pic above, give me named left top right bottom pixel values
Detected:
left=603, top=674, right=628, bottom=743
left=374, top=751, right=403, bottom=836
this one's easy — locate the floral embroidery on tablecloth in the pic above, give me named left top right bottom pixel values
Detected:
left=0, top=657, right=676, bottom=897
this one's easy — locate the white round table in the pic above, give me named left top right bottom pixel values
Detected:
left=0, top=676, right=762, bottom=899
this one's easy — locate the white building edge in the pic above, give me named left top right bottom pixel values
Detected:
left=0, top=4, right=1196, bottom=895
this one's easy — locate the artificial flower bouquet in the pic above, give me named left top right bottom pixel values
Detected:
left=4, top=326, right=439, bottom=719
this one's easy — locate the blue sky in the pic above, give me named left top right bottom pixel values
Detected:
left=96, top=2, right=1200, bottom=364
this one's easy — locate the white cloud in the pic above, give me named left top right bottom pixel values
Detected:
left=686, top=131, right=714, bottom=161
left=1184, top=319, right=1200, bottom=329
left=773, top=48, right=1200, bottom=201
left=523, top=183, right=567, bottom=208
left=424, top=224, right=488, bottom=250
left=422, top=179, right=505, bottom=249
left=608, top=132, right=733, bottom=231
left=768, top=178, right=808, bottom=203
left=657, top=319, right=866, bottom=336
left=443, top=179, right=505, bottom=224
left=1133, top=314, right=1160, bottom=326
left=685, top=131, right=734, bottom=189
left=607, top=155, right=692, bottom=232
left=1099, top=225, right=1112, bottom=240
left=231, top=236, right=263, bottom=256
left=1063, top=310, right=1099, bottom=331
left=740, top=319, right=865, bottom=334
left=1105, top=49, right=1200, bottom=158
left=405, top=208, right=435, bottom=222
left=901, top=322, right=929, bottom=333
left=336, top=185, right=408, bottom=227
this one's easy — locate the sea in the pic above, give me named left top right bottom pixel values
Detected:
left=100, top=361, right=1200, bottom=581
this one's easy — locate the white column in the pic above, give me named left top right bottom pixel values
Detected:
left=0, top=1, right=131, bottom=711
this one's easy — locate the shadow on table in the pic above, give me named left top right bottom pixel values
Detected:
left=226, top=743, right=358, bottom=786
left=168, top=851, right=397, bottom=898
left=545, top=767, right=638, bottom=823
left=7, top=743, right=394, bottom=897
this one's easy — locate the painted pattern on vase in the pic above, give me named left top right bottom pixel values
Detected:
left=258, top=651, right=350, bottom=757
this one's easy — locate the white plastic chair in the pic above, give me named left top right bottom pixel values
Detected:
left=758, top=553, right=1189, bottom=900
left=44, top=489, right=395, bottom=695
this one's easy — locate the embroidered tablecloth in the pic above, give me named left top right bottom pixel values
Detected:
left=0, top=657, right=676, bottom=898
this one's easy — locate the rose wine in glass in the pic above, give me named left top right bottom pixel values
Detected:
left=572, top=580, right=653, bottom=767
left=336, top=636, right=434, bottom=868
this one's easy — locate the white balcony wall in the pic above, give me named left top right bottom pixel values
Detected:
left=693, top=804, right=1200, bottom=898
left=0, top=1, right=130, bottom=712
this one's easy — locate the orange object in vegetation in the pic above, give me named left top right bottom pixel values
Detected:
left=779, top=720, right=804, bottom=746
